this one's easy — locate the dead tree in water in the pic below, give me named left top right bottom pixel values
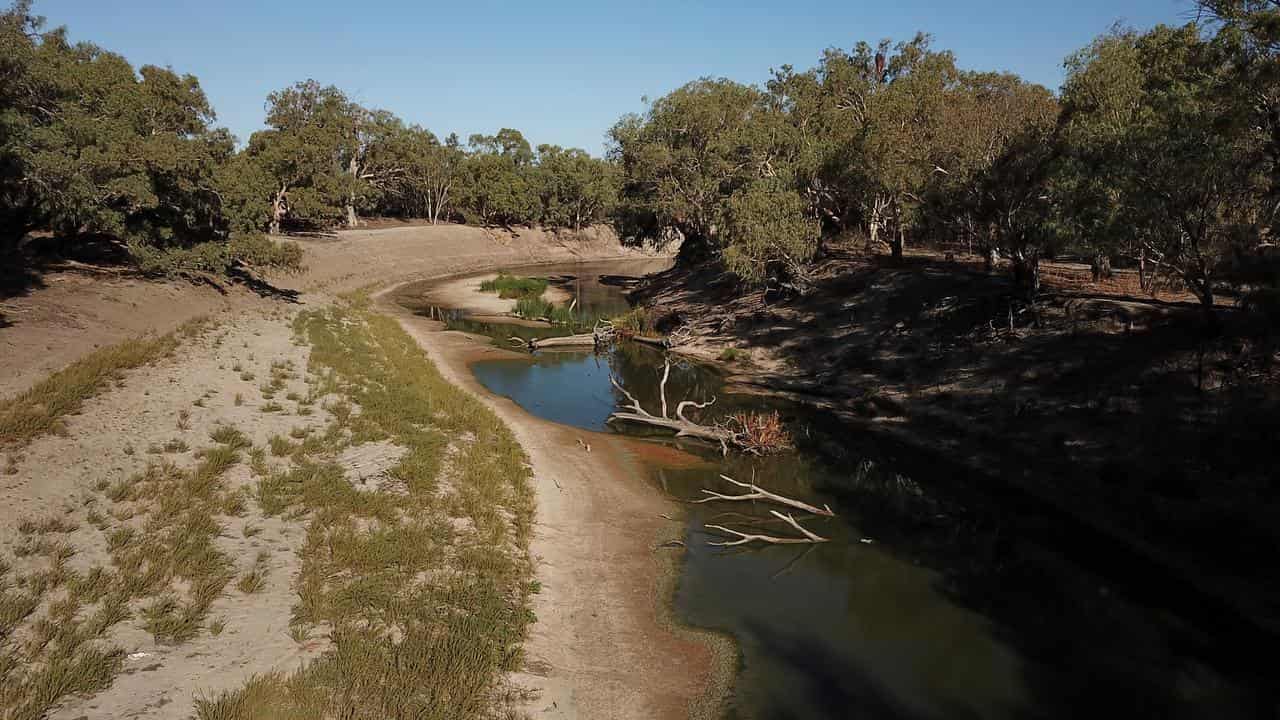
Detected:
left=695, top=474, right=835, bottom=516
left=607, top=358, right=736, bottom=451
left=606, top=358, right=791, bottom=455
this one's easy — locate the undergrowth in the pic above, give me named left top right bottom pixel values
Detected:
left=479, top=273, right=548, bottom=299
left=0, top=436, right=243, bottom=717
left=196, top=295, right=535, bottom=720
left=0, top=317, right=212, bottom=447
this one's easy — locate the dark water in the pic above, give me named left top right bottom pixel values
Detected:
left=397, top=261, right=1277, bottom=720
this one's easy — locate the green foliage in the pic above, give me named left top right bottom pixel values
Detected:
left=1058, top=22, right=1269, bottom=305
left=609, top=78, right=779, bottom=263
left=479, top=273, right=548, bottom=298
left=534, top=144, right=619, bottom=229
left=722, top=182, right=820, bottom=283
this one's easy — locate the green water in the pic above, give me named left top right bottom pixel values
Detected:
left=396, top=261, right=1276, bottom=720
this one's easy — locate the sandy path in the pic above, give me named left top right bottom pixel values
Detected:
left=380, top=294, right=725, bottom=720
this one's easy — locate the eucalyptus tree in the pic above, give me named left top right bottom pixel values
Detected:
left=1196, top=0, right=1280, bottom=241
left=764, top=35, right=963, bottom=260
left=921, top=71, right=1057, bottom=270
left=535, top=144, right=618, bottom=230
left=456, top=129, right=539, bottom=226
left=608, top=78, right=788, bottom=264
left=0, top=1, right=231, bottom=253
left=409, top=132, right=464, bottom=225
left=342, top=109, right=416, bottom=227
left=243, top=80, right=355, bottom=233
left=1060, top=24, right=1267, bottom=309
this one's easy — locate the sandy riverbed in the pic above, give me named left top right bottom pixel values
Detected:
left=378, top=277, right=732, bottom=720
left=1, top=224, right=722, bottom=719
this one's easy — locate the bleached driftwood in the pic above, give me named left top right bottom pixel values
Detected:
left=510, top=319, right=616, bottom=351
left=625, top=324, right=692, bottom=350
left=705, top=511, right=829, bottom=546
left=606, top=358, right=736, bottom=451
left=694, top=474, right=835, bottom=517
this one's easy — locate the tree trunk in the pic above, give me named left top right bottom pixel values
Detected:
left=346, top=157, right=360, bottom=229
left=1012, top=249, right=1040, bottom=297
left=1138, top=248, right=1149, bottom=292
left=270, top=187, right=287, bottom=235
left=867, top=194, right=889, bottom=252
left=1090, top=252, right=1112, bottom=282
left=890, top=224, right=905, bottom=261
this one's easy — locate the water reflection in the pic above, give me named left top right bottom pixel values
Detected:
left=396, top=261, right=1276, bottom=720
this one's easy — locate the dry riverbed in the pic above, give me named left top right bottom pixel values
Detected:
left=0, top=225, right=712, bottom=719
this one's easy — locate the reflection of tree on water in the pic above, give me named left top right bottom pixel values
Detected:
left=406, top=263, right=1270, bottom=718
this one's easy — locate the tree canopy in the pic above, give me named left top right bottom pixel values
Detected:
left=4, top=0, right=1277, bottom=308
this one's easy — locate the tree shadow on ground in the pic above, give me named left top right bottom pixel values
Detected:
left=636, top=248, right=1280, bottom=639
left=1, top=234, right=133, bottom=300
left=227, top=266, right=301, bottom=303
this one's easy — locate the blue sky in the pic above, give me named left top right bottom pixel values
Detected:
left=41, top=0, right=1192, bottom=154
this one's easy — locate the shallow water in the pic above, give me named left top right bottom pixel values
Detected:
left=397, top=261, right=1277, bottom=720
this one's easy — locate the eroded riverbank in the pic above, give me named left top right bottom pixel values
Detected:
left=391, top=260, right=1280, bottom=720
left=377, top=273, right=733, bottom=720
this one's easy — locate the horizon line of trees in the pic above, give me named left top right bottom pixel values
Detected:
left=608, top=0, right=1279, bottom=309
left=3, top=0, right=1277, bottom=312
left=0, top=0, right=617, bottom=278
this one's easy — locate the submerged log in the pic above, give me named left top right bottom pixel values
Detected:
left=510, top=319, right=615, bottom=351
left=629, top=334, right=671, bottom=348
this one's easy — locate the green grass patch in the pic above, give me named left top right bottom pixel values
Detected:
left=611, top=305, right=655, bottom=334
left=202, top=296, right=535, bottom=719
left=479, top=272, right=548, bottom=299
left=0, top=329, right=193, bottom=447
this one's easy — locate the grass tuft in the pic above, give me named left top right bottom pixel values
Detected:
left=479, top=272, right=548, bottom=299
left=0, top=334, right=180, bottom=447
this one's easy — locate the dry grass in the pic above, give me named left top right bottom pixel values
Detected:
left=0, top=424, right=246, bottom=716
left=727, top=410, right=793, bottom=454
left=0, top=320, right=211, bottom=447
left=199, top=297, right=535, bottom=720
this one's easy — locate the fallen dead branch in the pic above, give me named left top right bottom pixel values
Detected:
left=607, top=357, right=737, bottom=452
left=607, top=357, right=794, bottom=455
left=510, top=319, right=616, bottom=351
left=705, top=511, right=829, bottom=546
left=694, top=474, right=835, bottom=517
left=622, top=323, right=693, bottom=350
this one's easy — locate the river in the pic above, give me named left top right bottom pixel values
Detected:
left=395, top=259, right=1275, bottom=720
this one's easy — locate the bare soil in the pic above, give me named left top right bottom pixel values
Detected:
left=381, top=300, right=729, bottom=719
left=0, top=224, right=697, bottom=719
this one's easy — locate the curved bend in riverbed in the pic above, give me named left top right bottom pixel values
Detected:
left=386, top=259, right=1279, bottom=720
left=379, top=259, right=730, bottom=720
